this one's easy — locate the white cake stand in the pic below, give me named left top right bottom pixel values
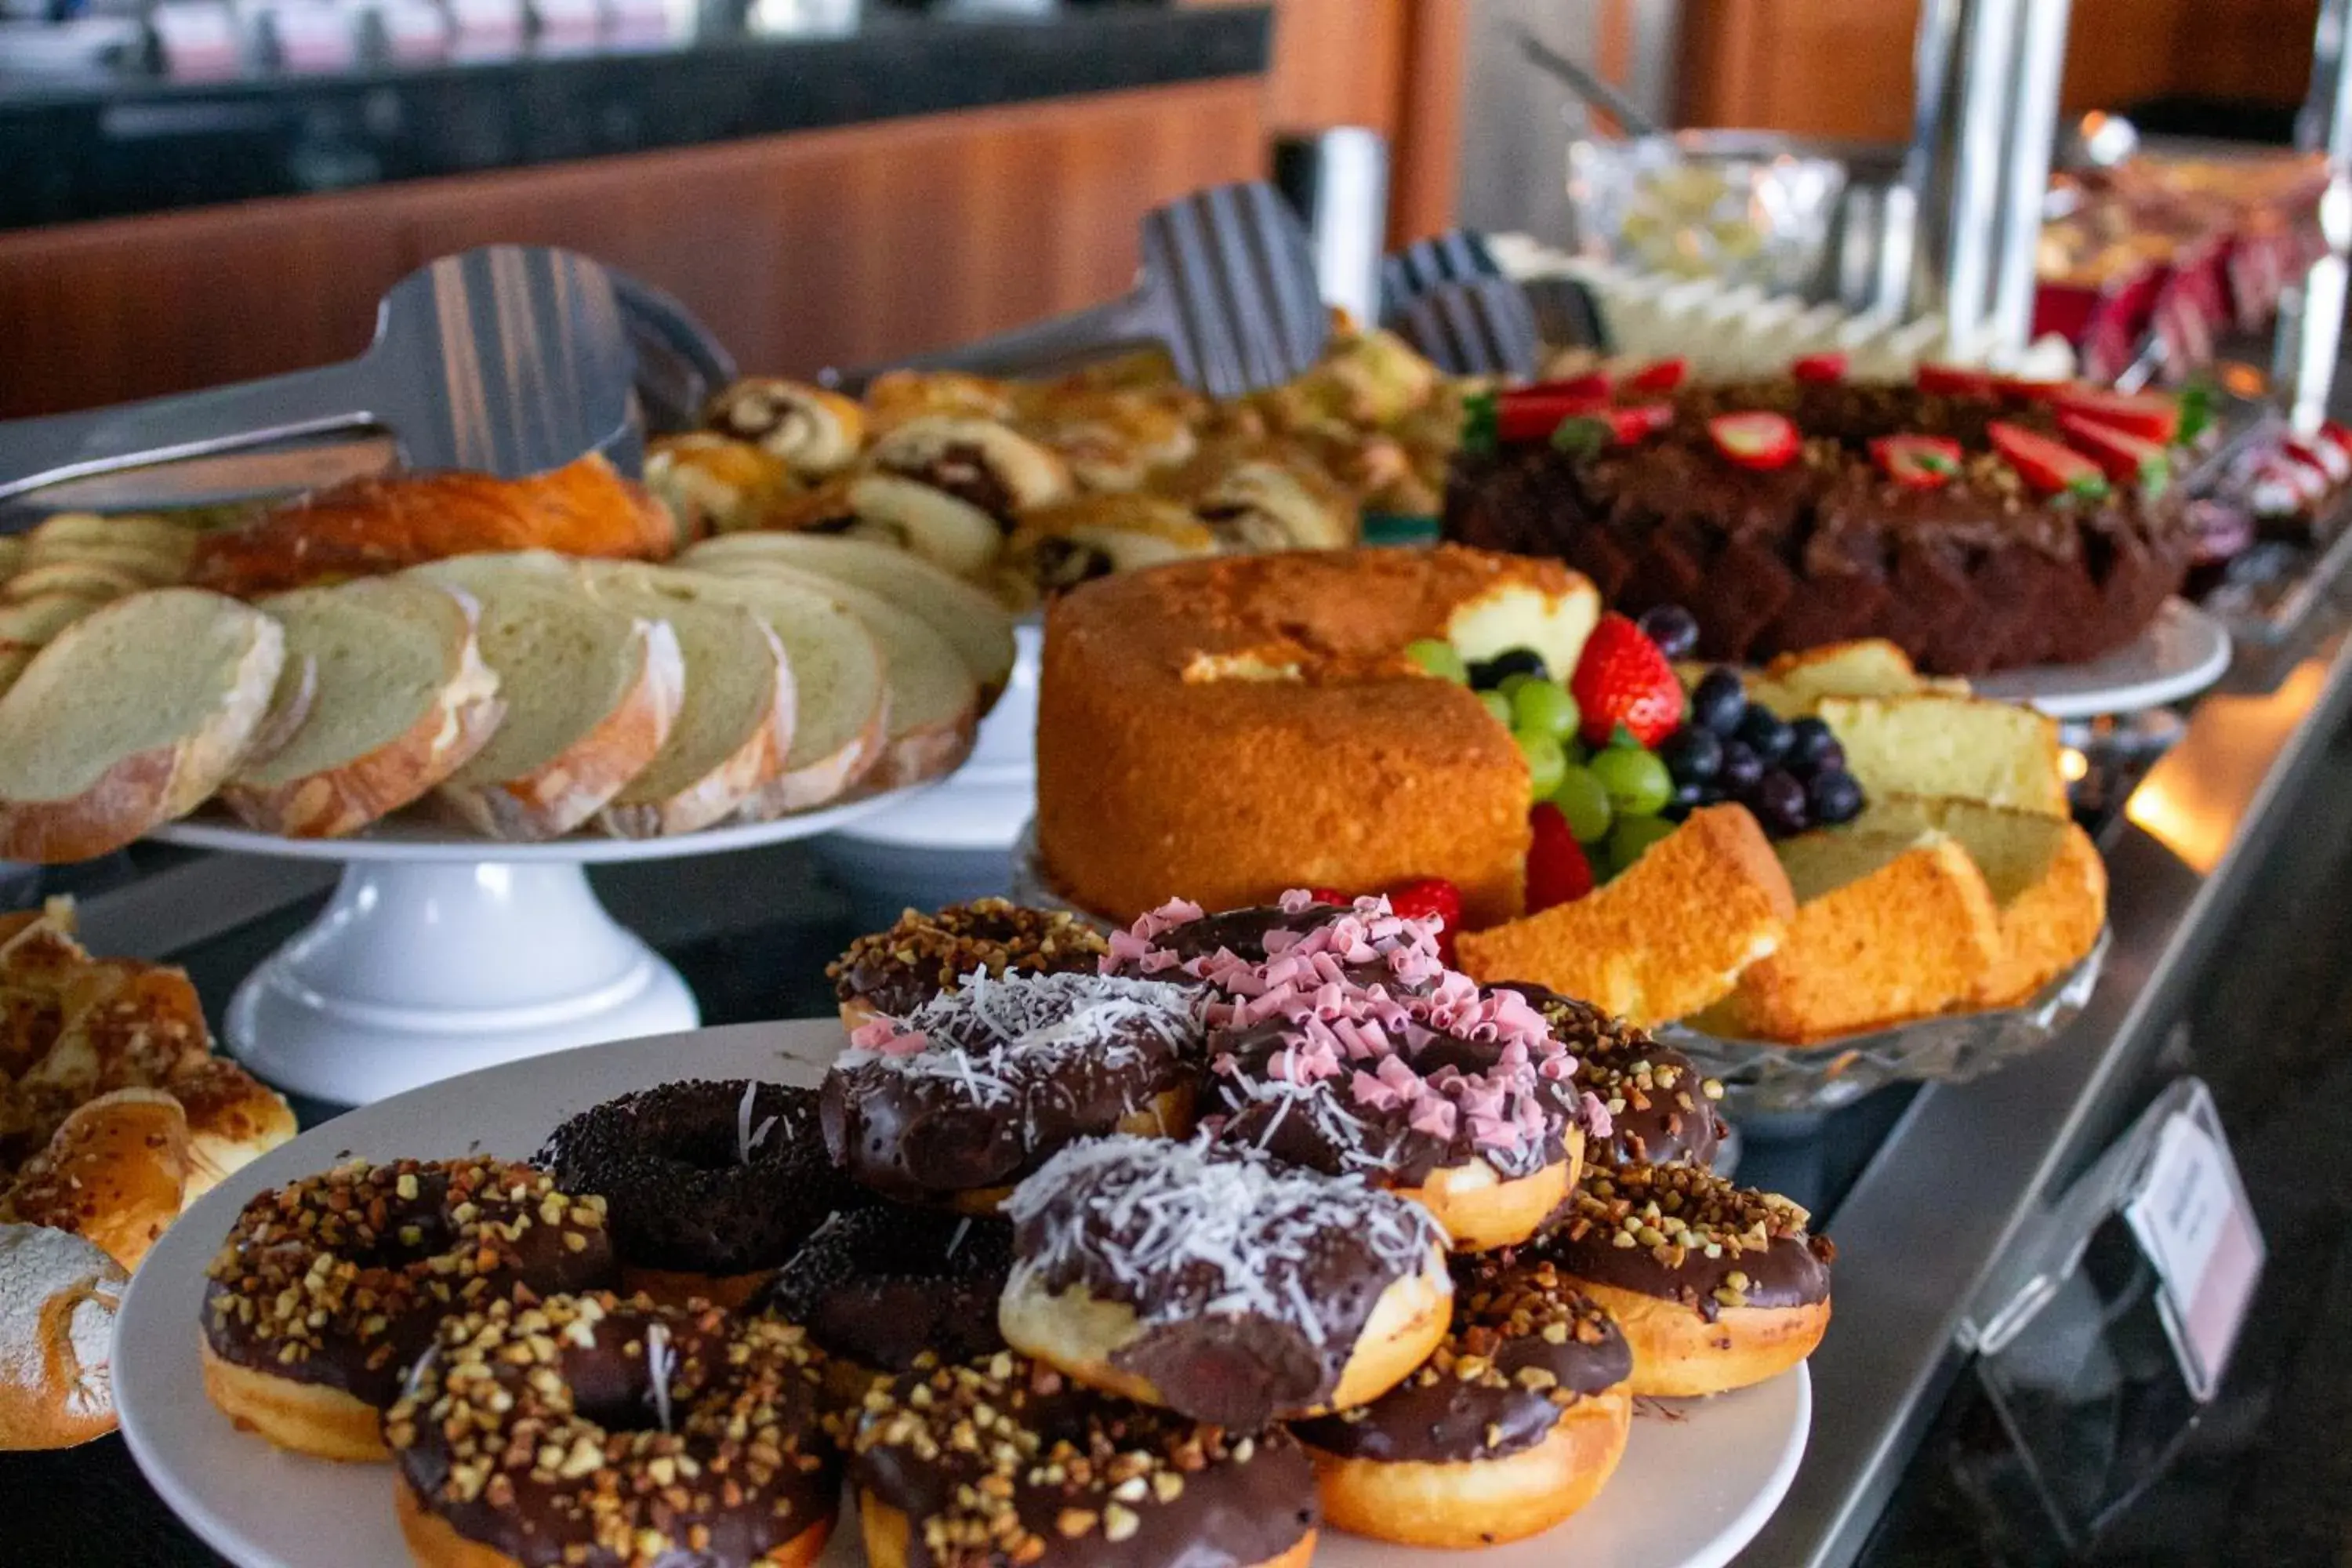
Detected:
left=152, top=796, right=912, bottom=1105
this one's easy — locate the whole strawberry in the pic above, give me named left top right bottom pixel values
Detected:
left=1525, top=803, right=1593, bottom=912
left=1384, top=877, right=1464, bottom=964
left=1570, top=613, right=1686, bottom=748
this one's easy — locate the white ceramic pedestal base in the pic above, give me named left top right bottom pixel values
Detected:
left=224, top=859, right=698, bottom=1105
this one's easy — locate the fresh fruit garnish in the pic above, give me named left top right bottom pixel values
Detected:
left=1516, top=731, right=1570, bottom=799
left=1551, top=765, right=1614, bottom=844
left=1989, top=420, right=2111, bottom=499
left=1478, top=689, right=1514, bottom=727
left=1549, top=402, right=1675, bottom=453
left=1518, top=372, right=1612, bottom=401
left=1526, top=804, right=1594, bottom=911
left=1808, top=770, right=1865, bottom=825
left=1404, top=637, right=1469, bottom=683
left=1385, top=877, right=1464, bottom=934
left=1784, top=715, right=1839, bottom=771
left=1916, top=363, right=1998, bottom=397
left=2283, top=434, right=2352, bottom=485
left=1494, top=388, right=1611, bottom=444
left=1459, top=391, right=1498, bottom=455
left=1991, top=376, right=2067, bottom=401
left=1658, top=725, right=1723, bottom=785
left=1588, top=745, right=1674, bottom=818
left=2049, top=387, right=2181, bottom=444
left=2056, top=412, right=2172, bottom=493
left=1748, top=770, right=1809, bottom=837
left=1870, top=434, right=1963, bottom=488
left=2320, top=419, right=2352, bottom=460
left=1690, top=667, right=1748, bottom=735
left=1624, top=358, right=1689, bottom=394
left=1606, top=813, right=1681, bottom=877
left=1468, top=648, right=1548, bottom=687
left=1791, top=351, right=1848, bottom=383
left=1735, top=703, right=1793, bottom=766
left=1570, top=613, right=1685, bottom=748
left=1707, top=411, right=1801, bottom=471
left=1636, top=604, right=1700, bottom=659
left=1307, top=887, right=1353, bottom=906
left=1509, top=680, right=1581, bottom=740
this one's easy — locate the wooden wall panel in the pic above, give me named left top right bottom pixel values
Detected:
left=0, top=78, right=1266, bottom=419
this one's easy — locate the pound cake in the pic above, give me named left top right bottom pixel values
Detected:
left=1443, top=374, right=2196, bottom=676
left=1035, top=545, right=1599, bottom=926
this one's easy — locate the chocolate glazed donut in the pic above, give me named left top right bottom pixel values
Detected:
left=851, top=1350, right=1319, bottom=1568
left=827, top=900, right=1109, bottom=1029
left=537, top=1080, right=855, bottom=1308
left=388, top=1294, right=837, bottom=1568
left=820, top=971, right=1206, bottom=1212
left=199, top=1158, right=615, bottom=1461
left=1291, top=1251, right=1634, bottom=1547
left=1496, top=985, right=1728, bottom=1169
left=1540, top=1163, right=1835, bottom=1397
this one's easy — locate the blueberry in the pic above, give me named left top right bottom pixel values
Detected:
left=1809, top=769, right=1865, bottom=825
left=1657, top=726, right=1724, bottom=785
left=1750, top=769, right=1809, bottom=837
left=1637, top=604, right=1700, bottom=660
left=1785, top=716, right=1838, bottom=771
left=1810, top=739, right=1846, bottom=777
left=1719, top=739, right=1764, bottom=794
left=1691, top=668, right=1748, bottom=735
left=1736, top=704, right=1794, bottom=767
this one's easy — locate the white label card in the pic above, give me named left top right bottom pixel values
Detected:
left=2122, top=1109, right=2263, bottom=1401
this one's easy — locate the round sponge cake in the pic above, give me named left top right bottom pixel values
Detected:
left=1036, top=545, right=1599, bottom=927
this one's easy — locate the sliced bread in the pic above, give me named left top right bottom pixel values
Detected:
left=1862, top=795, right=2107, bottom=1005
left=586, top=583, right=793, bottom=838
left=678, top=532, right=1018, bottom=706
left=599, top=566, right=887, bottom=814
left=661, top=565, right=975, bottom=793
left=1454, top=804, right=1795, bottom=1027
left=0, top=593, right=106, bottom=648
left=218, top=579, right=505, bottom=838
left=0, top=589, right=285, bottom=862
left=3, top=561, right=153, bottom=604
left=1815, top=693, right=2069, bottom=817
left=25, top=513, right=201, bottom=557
left=413, top=561, right=684, bottom=841
left=1706, top=829, right=2002, bottom=1041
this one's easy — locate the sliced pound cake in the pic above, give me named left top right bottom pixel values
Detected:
left=1815, top=693, right=2068, bottom=817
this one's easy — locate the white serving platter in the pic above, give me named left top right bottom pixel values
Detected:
left=117, top=1018, right=1811, bottom=1568
left=1974, top=597, right=2231, bottom=719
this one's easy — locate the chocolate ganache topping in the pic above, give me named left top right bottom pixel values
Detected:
left=387, top=1294, right=835, bottom=1568
left=852, top=1351, right=1318, bottom=1568
left=753, top=1204, right=1012, bottom=1374
left=1114, top=891, right=1610, bottom=1186
left=1004, top=1135, right=1446, bottom=1428
left=829, top=899, right=1109, bottom=1019
left=1292, top=1250, right=1631, bottom=1465
left=1543, top=1163, right=1835, bottom=1322
left=1496, top=985, right=1726, bottom=1169
left=820, top=971, right=1206, bottom=1203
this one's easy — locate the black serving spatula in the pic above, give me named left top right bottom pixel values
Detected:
left=0, top=246, right=636, bottom=505
left=833, top=181, right=1329, bottom=400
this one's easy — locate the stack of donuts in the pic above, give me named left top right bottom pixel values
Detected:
left=194, top=891, right=1831, bottom=1566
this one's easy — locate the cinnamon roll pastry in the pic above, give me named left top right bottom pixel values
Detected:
left=644, top=434, right=802, bottom=538
left=866, top=416, right=1073, bottom=517
left=862, top=369, right=1017, bottom=432
left=703, top=378, right=868, bottom=477
left=1006, top=495, right=1220, bottom=599
left=1016, top=391, right=1200, bottom=492
left=1283, top=324, right=1445, bottom=429
left=1189, top=459, right=1358, bottom=552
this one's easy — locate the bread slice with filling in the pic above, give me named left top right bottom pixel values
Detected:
left=411, top=558, right=684, bottom=840
left=218, top=578, right=505, bottom=838
left=0, top=589, right=285, bottom=861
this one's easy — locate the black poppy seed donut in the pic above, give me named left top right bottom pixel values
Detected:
left=199, top=1158, right=615, bottom=1461
left=1541, top=1162, right=1835, bottom=1396
left=537, top=1080, right=855, bottom=1308
left=821, top=971, right=1207, bottom=1211
left=1291, top=1250, right=1633, bottom=1546
left=387, top=1293, right=837, bottom=1568
left=1497, top=985, right=1727, bottom=1169
left=999, top=1134, right=1451, bottom=1428
left=1112, top=892, right=1611, bottom=1250
left=753, top=1203, right=1012, bottom=1409
left=828, top=899, right=1110, bottom=1028
left=851, top=1348, right=1319, bottom=1568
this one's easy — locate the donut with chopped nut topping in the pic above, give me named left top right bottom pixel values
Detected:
left=198, top=1157, right=615, bottom=1461
left=388, top=1292, right=837, bottom=1568
left=829, top=899, right=1110, bottom=1029
left=1494, top=985, right=1727, bottom=1169
left=999, top=1135, right=1451, bottom=1428
left=1538, top=1163, right=1834, bottom=1396
left=820, top=971, right=1206, bottom=1213
left=850, top=1348, right=1318, bottom=1568
left=537, top=1080, right=857, bottom=1308
left=1290, top=1250, right=1632, bottom=1546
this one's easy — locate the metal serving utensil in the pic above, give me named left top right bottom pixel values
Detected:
left=0, top=245, right=637, bottom=505
left=1394, top=274, right=1545, bottom=379
left=832, top=181, right=1329, bottom=400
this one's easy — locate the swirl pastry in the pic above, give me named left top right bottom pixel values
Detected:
left=703, top=378, right=867, bottom=477
left=644, top=433, right=801, bottom=538
left=1188, top=459, right=1357, bottom=552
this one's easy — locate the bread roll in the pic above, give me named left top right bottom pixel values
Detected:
left=2, top=1087, right=191, bottom=1269
left=0, top=1223, right=125, bottom=1449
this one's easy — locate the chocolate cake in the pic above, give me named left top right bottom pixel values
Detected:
left=1443, top=378, right=2195, bottom=676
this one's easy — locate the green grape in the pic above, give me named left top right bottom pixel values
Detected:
left=1589, top=746, right=1674, bottom=818
left=1551, top=766, right=1614, bottom=844
left=1608, top=813, right=1681, bottom=873
left=1405, top=637, right=1470, bottom=684
left=1478, top=690, right=1514, bottom=727
left=1515, top=731, right=1568, bottom=799
left=1497, top=671, right=1541, bottom=699
left=1509, top=680, right=1581, bottom=740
